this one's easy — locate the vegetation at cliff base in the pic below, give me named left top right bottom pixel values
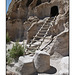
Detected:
left=6, top=41, right=26, bottom=64
left=6, top=32, right=10, bottom=43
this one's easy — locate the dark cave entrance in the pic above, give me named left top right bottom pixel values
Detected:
left=50, top=6, right=59, bottom=17
left=48, top=0, right=51, bottom=2
left=26, top=0, right=33, bottom=7
left=36, top=0, right=42, bottom=6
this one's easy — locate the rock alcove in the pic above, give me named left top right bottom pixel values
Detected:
left=50, top=6, right=59, bottom=17
left=36, top=0, right=42, bottom=6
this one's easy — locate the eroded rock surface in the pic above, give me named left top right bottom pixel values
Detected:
left=6, top=0, right=69, bottom=75
left=6, top=0, right=69, bottom=41
left=50, top=30, right=69, bottom=56
left=58, top=57, right=69, bottom=75
left=14, top=56, right=36, bottom=75
left=34, top=50, right=50, bottom=72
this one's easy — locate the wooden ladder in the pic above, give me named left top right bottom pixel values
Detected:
left=27, top=16, right=56, bottom=52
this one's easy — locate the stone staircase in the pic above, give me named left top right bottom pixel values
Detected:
left=26, top=16, right=57, bottom=54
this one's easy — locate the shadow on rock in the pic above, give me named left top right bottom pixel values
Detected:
left=39, top=66, right=57, bottom=74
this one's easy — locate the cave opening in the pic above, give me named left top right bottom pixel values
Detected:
left=50, top=6, right=59, bottom=17
left=36, top=0, right=42, bottom=6
left=26, top=0, right=33, bottom=7
left=48, top=0, right=51, bottom=2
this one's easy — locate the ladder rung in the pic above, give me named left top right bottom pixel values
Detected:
left=39, top=30, right=47, bottom=33
left=27, top=17, right=55, bottom=51
left=30, top=42, right=41, bottom=46
left=40, top=29, right=47, bottom=31
left=43, top=25, right=49, bottom=27
left=32, top=39, right=43, bottom=42
left=45, top=37, right=51, bottom=39
left=43, top=26, right=49, bottom=28
left=29, top=40, right=42, bottom=45
left=39, top=32, right=45, bottom=35
left=37, top=33, right=45, bottom=36
left=34, top=36, right=43, bottom=39
left=41, top=28, right=48, bottom=30
left=27, top=45, right=40, bottom=50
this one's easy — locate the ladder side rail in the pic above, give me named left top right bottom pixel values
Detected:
left=29, top=18, right=49, bottom=47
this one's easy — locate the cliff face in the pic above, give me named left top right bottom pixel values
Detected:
left=6, top=0, right=69, bottom=41
left=6, top=0, right=69, bottom=75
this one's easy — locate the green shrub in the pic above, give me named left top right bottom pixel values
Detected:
left=6, top=55, right=13, bottom=64
left=9, top=42, right=25, bottom=60
left=7, top=42, right=25, bottom=64
left=6, top=41, right=27, bottom=64
left=6, top=32, right=10, bottom=43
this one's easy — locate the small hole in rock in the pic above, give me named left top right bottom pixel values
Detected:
left=50, top=6, right=59, bottom=17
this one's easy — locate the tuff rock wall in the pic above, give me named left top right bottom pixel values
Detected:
left=6, top=0, right=69, bottom=41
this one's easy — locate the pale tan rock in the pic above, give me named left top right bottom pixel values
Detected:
left=7, top=0, right=69, bottom=19
left=50, top=30, right=69, bottom=56
left=6, top=0, right=69, bottom=41
left=33, top=0, right=69, bottom=18
left=6, top=19, right=24, bottom=41
left=33, top=50, right=50, bottom=72
left=59, top=56, right=69, bottom=75
left=14, top=56, right=36, bottom=75
left=27, top=17, right=49, bottom=43
left=6, top=65, right=20, bottom=75
left=7, top=0, right=28, bottom=19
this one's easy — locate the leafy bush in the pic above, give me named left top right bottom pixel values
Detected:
left=6, top=32, right=10, bottom=43
left=6, top=55, right=13, bottom=64
left=6, top=42, right=26, bottom=64
left=9, top=42, right=25, bottom=60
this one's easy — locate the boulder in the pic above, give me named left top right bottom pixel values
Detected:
left=33, top=50, right=50, bottom=72
left=59, top=56, right=69, bottom=75
left=14, top=56, right=36, bottom=75
left=6, top=71, right=19, bottom=75
left=6, top=65, right=20, bottom=75
left=50, top=30, right=69, bottom=56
